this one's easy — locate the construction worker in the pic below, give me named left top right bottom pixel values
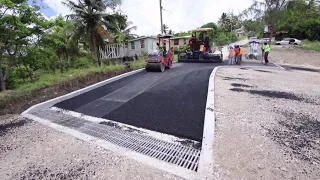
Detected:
left=189, top=35, right=196, bottom=53
left=239, top=46, right=244, bottom=62
left=234, top=44, right=240, bottom=64
left=228, top=46, right=235, bottom=65
left=264, top=42, right=270, bottom=64
left=158, top=43, right=165, bottom=52
left=200, top=43, right=206, bottom=52
left=163, top=42, right=167, bottom=54
left=199, top=43, right=206, bottom=60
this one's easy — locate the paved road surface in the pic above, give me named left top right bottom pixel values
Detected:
left=55, top=62, right=226, bottom=141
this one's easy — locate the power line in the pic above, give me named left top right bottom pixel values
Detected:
left=120, top=0, right=152, bottom=10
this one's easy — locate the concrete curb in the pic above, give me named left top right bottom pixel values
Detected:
left=22, top=68, right=144, bottom=115
left=198, top=66, right=224, bottom=180
left=198, top=63, right=285, bottom=179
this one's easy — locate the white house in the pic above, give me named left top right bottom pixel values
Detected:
left=99, top=36, right=164, bottom=60
left=127, top=36, right=159, bottom=56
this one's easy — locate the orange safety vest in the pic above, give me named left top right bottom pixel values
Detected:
left=229, top=50, right=235, bottom=57
left=239, top=48, right=244, bottom=55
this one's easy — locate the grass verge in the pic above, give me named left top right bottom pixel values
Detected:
left=297, top=40, right=320, bottom=51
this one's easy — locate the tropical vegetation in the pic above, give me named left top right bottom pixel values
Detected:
left=0, top=0, right=140, bottom=92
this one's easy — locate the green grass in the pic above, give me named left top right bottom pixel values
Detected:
left=15, top=64, right=124, bottom=93
left=130, top=59, right=146, bottom=69
left=0, top=60, right=146, bottom=97
left=298, top=40, right=320, bottom=51
left=238, top=35, right=247, bottom=41
left=173, top=54, right=178, bottom=62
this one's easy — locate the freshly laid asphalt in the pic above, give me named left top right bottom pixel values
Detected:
left=55, top=62, right=225, bottom=141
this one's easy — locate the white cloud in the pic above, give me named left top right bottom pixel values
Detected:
left=42, top=0, right=253, bottom=36
left=43, top=0, right=71, bottom=16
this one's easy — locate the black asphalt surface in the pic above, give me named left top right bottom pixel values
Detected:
left=55, top=62, right=225, bottom=141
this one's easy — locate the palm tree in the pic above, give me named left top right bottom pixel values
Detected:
left=112, top=15, right=138, bottom=43
left=168, top=29, right=174, bottom=35
left=163, top=24, right=169, bottom=34
left=63, top=0, right=122, bottom=66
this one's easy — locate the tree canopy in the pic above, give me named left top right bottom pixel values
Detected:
left=0, top=0, right=136, bottom=91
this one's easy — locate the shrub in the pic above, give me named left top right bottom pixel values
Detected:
left=142, top=51, right=149, bottom=57
left=173, top=47, right=179, bottom=54
left=72, top=57, right=94, bottom=69
left=3, top=69, right=19, bottom=90
left=215, top=33, right=230, bottom=46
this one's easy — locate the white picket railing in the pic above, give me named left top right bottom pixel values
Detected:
left=99, top=43, right=129, bottom=59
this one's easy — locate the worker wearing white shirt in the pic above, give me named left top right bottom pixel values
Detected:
left=253, top=42, right=259, bottom=53
left=250, top=41, right=255, bottom=53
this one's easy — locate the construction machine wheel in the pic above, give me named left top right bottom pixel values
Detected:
left=145, top=62, right=165, bottom=72
left=165, top=60, right=172, bottom=69
left=159, top=62, right=165, bottom=72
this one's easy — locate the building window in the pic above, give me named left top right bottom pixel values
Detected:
left=140, top=40, right=145, bottom=48
left=131, top=42, right=135, bottom=49
left=174, top=39, right=179, bottom=46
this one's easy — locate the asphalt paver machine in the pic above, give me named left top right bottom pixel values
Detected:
left=178, top=28, right=223, bottom=63
left=145, top=34, right=173, bottom=72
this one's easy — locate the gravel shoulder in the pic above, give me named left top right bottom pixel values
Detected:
left=242, top=45, right=320, bottom=68
left=270, top=46, right=320, bottom=68
left=0, top=115, right=182, bottom=180
left=213, top=66, right=320, bottom=180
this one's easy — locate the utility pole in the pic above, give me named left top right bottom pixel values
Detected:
left=230, top=10, right=233, bottom=42
left=159, top=0, right=163, bottom=34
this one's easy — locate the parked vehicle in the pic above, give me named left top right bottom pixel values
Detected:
left=276, top=38, right=302, bottom=45
left=249, top=37, right=259, bottom=43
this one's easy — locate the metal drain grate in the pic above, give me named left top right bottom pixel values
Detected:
left=31, top=109, right=201, bottom=171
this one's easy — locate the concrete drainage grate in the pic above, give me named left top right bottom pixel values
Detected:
left=31, top=109, right=201, bottom=171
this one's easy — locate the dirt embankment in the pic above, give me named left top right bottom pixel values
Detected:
left=0, top=68, right=133, bottom=116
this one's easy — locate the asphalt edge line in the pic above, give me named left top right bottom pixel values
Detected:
left=198, top=66, right=223, bottom=180
left=271, top=62, right=286, bottom=70
left=50, top=107, right=200, bottom=146
left=22, top=68, right=144, bottom=115
left=22, top=113, right=198, bottom=180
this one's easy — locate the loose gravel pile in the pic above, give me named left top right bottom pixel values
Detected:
left=213, top=65, right=320, bottom=180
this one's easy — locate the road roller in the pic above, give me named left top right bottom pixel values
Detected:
left=145, top=34, right=173, bottom=72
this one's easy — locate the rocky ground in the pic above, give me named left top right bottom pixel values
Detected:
left=213, top=63, right=320, bottom=180
left=0, top=115, right=181, bottom=180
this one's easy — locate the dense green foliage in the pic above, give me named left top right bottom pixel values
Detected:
left=277, top=0, right=320, bottom=40
left=241, top=0, right=320, bottom=42
left=0, top=0, right=137, bottom=92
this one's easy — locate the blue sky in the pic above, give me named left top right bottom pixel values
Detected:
left=27, top=0, right=253, bottom=36
left=28, top=0, right=56, bottom=16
